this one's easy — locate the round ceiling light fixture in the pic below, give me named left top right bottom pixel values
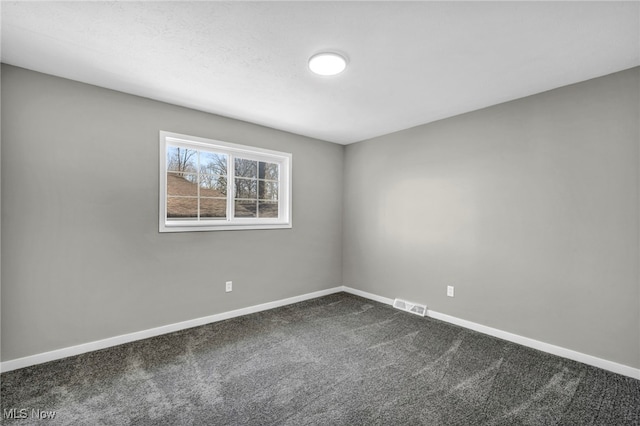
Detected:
left=308, top=52, right=347, bottom=76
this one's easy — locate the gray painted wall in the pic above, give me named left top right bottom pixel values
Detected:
left=343, top=67, right=640, bottom=368
left=2, top=64, right=639, bottom=370
left=1, top=65, right=344, bottom=361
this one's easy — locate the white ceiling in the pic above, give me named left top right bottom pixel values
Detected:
left=2, top=1, right=639, bottom=144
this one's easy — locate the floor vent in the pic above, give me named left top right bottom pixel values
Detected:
left=393, top=298, right=427, bottom=317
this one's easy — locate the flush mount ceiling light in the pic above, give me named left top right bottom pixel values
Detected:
left=308, top=52, right=347, bottom=76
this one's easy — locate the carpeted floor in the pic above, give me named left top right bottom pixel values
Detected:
left=1, top=292, right=639, bottom=425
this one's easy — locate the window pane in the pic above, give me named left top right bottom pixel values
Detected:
left=167, top=172, right=198, bottom=196
left=235, top=200, right=257, bottom=218
left=259, top=201, right=278, bottom=218
left=167, top=197, right=198, bottom=219
left=258, top=162, right=279, bottom=180
left=200, top=198, right=227, bottom=219
left=161, top=132, right=291, bottom=232
left=235, top=158, right=257, bottom=178
left=258, top=181, right=278, bottom=201
left=167, top=146, right=197, bottom=173
left=200, top=176, right=228, bottom=196
left=235, top=178, right=257, bottom=199
left=199, top=151, right=227, bottom=176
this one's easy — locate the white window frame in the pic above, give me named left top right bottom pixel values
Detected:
left=159, top=131, right=292, bottom=232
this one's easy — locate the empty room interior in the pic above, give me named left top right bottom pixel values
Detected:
left=1, top=1, right=639, bottom=425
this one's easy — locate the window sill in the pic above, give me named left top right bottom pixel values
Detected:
left=159, top=222, right=292, bottom=233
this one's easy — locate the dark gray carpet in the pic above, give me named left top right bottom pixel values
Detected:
left=1, top=292, right=639, bottom=425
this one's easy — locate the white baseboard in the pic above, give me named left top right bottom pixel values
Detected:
left=3, top=285, right=639, bottom=380
left=341, top=286, right=640, bottom=380
left=343, top=286, right=394, bottom=305
left=0, top=286, right=344, bottom=373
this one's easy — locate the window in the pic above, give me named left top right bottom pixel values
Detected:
left=159, top=131, right=292, bottom=232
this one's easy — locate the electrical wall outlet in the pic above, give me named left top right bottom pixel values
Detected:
left=447, top=286, right=454, bottom=297
left=225, top=281, right=233, bottom=293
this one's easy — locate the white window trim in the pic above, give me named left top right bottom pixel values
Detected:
left=159, top=131, right=292, bottom=232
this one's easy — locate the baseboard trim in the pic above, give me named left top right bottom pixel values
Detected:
left=341, top=286, right=640, bottom=380
left=342, top=286, right=395, bottom=305
left=0, top=286, right=344, bottom=373
left=3, top=285, right=638, bottom=380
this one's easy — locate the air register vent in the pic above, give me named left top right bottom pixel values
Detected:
left=393, top=298, right=427, bottom=317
